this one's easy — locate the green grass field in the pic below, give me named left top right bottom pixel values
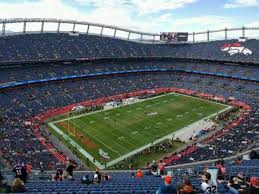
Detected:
left=49, top=93, right=227, bottom=166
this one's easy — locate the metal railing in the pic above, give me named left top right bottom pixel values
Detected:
left=0, top=18, right=258, bottom=43
left=165, top=147, right=259, bottom=169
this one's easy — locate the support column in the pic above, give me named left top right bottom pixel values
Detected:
left=100, top=27, right=103, bottom=36
left=127, top=32, right=131, bottom=40
left=242, top=26, right=245, bottom=37
left=2, top=22, right=6, bottom=36
left=86, top=25, right=90, bottom=34
left=23, top=21, right=26, bottom=34
left=140, top=34, right=143, bottom=42
left=41, top=21, right=44, bottom=33
left=192, top=32, right=195, bottom=43
left=113, top=29, right=117, bottom=37
left=72, top=23, right=76, bottom=32
left=207, top=30, right=210, bottom=42
left=225, top=28, right=228, bottom=40
left=57, top=21, right=61, bottom=33
left=153, top=35, right=155, bottom=44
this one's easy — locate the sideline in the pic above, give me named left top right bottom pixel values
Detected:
left=49, top=122, right=104, bottom=169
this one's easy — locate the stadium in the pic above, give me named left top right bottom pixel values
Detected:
left=0, top=12, right=258, bottom=194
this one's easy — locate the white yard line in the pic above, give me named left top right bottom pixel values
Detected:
left=48, top=123, right=104, bottom=169
left=67, top=119, right=121, bottom=156
left=51, top=92, right=174, bottom=124
left=52, top=92, right=230, bottom=124
left=49, top=96, right=232, bottom=169
left=49, top=107, right=232, bottom=169
left=175, top=92, right=232, bottom=108
left=104, top=105, right=232, bottom=168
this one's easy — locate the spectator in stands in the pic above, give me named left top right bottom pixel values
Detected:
left=178, top=177, right=196, bottom=194
left=52, top=168, right=63, bottom=182
left=215, top=160, right=226, bottom=177
left=239, top=176, right=259, bottom=194
left=201, top=172, right=217, bottom=194
left=21, top=163, right=28, bottom=183
left=157, top=175, right=176, bottom=194
left=11, top=177, right=26, bottom=193
left=53, top=172, right=61, bottom=181
left=234, top=157, right=241, bottom=165
left=81, top=174, right=92, bottom=185
left=136, top=169, right=144, bottom=178
left=26, top=163, right=32, bottom=174
left=66, top=162, right=75, bottom=177
left=217, top=174, right=228, bottom=193
left=151, top=160, right=158, bottom=175
left=93, top=169, right=101, bottom=183
left=0, top=171, right=11, bottom=193
left=102, top=172, right=111, bottom=181
left=158, top=160, right=165, bottom=176
left=229, top=174, right=249, bottom=191
left=250, top=150, right=259, bottom=159
left=57, top=167, right=63, bottom=180
left=12, top=163, right=27, bottom=183
left=48, top=161, right=55, bottom=171
left=40, top=162, right=44, bottom=172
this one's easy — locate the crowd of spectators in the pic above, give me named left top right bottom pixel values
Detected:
left=228, top=174, right=259, bottom=194
left=0, top=33, right=258, bottom=64
left=0, top=61, right=258, bottom=85
left=1, top=155, right=258, bottom=193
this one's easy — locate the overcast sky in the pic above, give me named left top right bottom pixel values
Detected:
left=0, top=0, right=259, bottom=33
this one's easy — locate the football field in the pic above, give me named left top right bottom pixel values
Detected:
left=49, top=93, right=228, bottom=168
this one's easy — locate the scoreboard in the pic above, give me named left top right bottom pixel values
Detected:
left=160, top=32, right=188, bottom=43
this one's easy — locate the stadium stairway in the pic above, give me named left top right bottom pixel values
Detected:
left=31, top=126, right=67, bottom=164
